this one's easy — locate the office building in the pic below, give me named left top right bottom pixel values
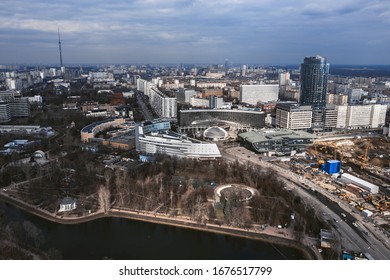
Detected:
left=0, top=96, right=30, bottom=121
left=370, top=104, right=387, bottom=128
left=348, top=88, right=367, bottom=104
left=346, top=105, right=374, bottom=129
left=135, top=121, right=221, bottom=159
left=338, top=104, right=387, bottom=130
left=241, top=65, right=247, bottom=76
left=9, top=98, right=30, bottom=117
left=178, top=109, right=265, bottom=133
left=210, top=98, right=232, bottom=109
left=196, top=82, right=226, bottom=88
left=275, top=103, right=312, bottom=130
left=326, top=94, right=348, bottom=105
left=190, top=96, right=209, bottom=108
left=239, top=84, right=279, bottom=105
left=323, top=106, right=338, bottom=130
left=300, top=55, right=329, bottom=109
left=279, top=72, right=290, bottom=87
left=336, top=105, right=348, bottom=129
left=202, top=88, right=223, bottom=98
left=176, top=89, right=196, bottom=103
left=0, top=90, right=20, bottom=101
left=0, top=102, right=11, bottom=122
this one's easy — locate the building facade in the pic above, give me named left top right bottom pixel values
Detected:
left=370, top=104, right=387, bottom=128
left=137, top=78, right=177, bottom=119
left=346, top=105, right=377, bottom=129
left=190, top=97, right=209, bottom=108
left=274, top=101, right=387, bottom=131
left=300, top=55, right=329, bottom=109
left=239, top=84, right=279, bottom=105
left=239, top=129, right=315, bottom=155
left=0, top=97, right=30, bottom=121
left=81, top=118, right=126, bottom=142
left=275, top=103, right=312, bottom=130
left=178, top=109, right=265, bottom=133
left=135, top=121, right=221, bottom=159
left=176, top=89, right=197, bottom=103
left=326, top=94, right=348, bottom=105
left=0, top=102, right=11, bottom=122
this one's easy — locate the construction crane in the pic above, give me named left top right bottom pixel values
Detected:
left=362, top=192, right=373, bottom=203
left=339, top=193, right=351, bottom=202
left=379, top=201, right=390, bottom=212
left=333, top=142, right=337, bottom=160
left=331, top=142, right=346, bottom=163
left=359, top=143, right=370, bottom=169
left=313, top=142, right=326, bottom=165
left=352, top=200, right=365, bottom=211
left=371, top=195, right=386, bottom=210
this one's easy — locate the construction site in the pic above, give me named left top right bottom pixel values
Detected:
left=274, top=135, right=390, bottom=233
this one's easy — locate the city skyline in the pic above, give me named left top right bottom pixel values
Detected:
left=0, top=0, right=390, bottom=65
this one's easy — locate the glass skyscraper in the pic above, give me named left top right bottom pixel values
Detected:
left=299, top=55, right=329, bottom=109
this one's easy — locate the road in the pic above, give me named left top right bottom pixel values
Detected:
left=220, top=145, right=390, bottom=260
left=135, top=91, right=154, bottom=121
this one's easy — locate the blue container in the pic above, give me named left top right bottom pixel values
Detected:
left=323, top=160, right=341, bottom=174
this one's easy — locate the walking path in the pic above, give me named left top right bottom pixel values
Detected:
left=0, top=191, right=318, bottom=259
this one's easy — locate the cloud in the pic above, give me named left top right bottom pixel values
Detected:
left=0, top=0, right=389, bottom=64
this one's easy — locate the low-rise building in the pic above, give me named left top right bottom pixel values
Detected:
left=81, top=118, right=126, bottom=142
left=239, top=129, right=315, bottom=155
left=340, top=173, right=379, bottom=194
left=135, top=121, right=221, bottom=159
left=58, top=197, right=77, bottom=212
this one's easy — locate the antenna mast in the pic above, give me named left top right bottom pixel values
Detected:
left=58, top=28, right=63, bottom=68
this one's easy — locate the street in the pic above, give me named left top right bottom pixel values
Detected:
left=220, top=145, right=390, bottom=260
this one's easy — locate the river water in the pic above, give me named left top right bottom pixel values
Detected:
left=1, top=201, right=307, bottom=260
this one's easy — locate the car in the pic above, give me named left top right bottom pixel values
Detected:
left=341, top=213, right=346, bottom=218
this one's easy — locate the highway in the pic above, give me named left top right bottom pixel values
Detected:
left=220, top=145, right=390, bottom=260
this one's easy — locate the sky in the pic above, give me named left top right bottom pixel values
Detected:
left=0, top=0, right=389, bottom=65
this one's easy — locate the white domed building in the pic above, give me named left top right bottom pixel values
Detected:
left=203, top=126, right=228, bottom=141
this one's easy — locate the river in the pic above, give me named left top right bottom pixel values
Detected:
left=0, top=201, right=307, bottom=260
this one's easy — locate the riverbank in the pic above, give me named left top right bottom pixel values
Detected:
left=109, top=207, right=318, bottom=260
left=0, top=192, right=318, bottom=260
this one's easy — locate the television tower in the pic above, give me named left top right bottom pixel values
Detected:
left=58, top=28, right=63, bottom=68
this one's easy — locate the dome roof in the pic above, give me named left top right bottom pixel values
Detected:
left=33, top=150, right=45, bottom=158
left=203, top=126, right=228, bottom=141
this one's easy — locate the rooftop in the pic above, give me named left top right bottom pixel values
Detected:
left=239, top=129, right=316, bottom=144
left=145, top=130, right=202, bottom=144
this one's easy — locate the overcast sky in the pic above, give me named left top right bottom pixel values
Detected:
left=0, top=0, right=389, bottom=65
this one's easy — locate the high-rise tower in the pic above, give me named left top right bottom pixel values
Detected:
left=58, top=28, right=64, bottom=73
left=299, top=55, right=329, bottom=109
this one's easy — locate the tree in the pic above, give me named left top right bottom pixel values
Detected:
left=98, top=185, right=111, bottom=213
left=222, top=188, right=249, bottom=228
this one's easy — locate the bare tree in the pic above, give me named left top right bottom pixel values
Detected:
left=104, top=169, right=113, bottom=187
left=98, top=185, right=111, bottom=213
left=194, top=195, right=207, bottom=222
